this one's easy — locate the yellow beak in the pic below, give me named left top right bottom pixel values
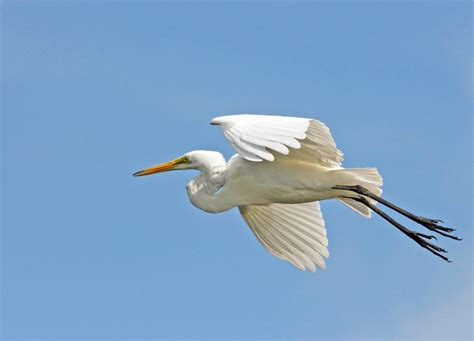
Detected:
left=133, top=157, right=186, bottom=177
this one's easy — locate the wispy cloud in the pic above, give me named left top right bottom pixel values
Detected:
left=397, top=279, right=473, bottom=340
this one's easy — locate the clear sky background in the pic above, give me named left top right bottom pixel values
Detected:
left=1, top=1, right=472, bottom=340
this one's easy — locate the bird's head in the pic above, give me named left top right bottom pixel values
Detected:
left=133, top=150, right=225, bottom=177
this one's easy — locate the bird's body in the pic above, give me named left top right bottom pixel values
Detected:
left=186, top=152, right=368, bottom=213
left=134, top=114, right=458, bottom=271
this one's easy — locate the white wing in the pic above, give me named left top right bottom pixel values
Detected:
left=239, top=201, right=329, bottom=272
left=211, top=114, right=343, bottom=167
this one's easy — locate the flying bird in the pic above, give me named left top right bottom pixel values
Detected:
left=133, top=114, right=460, bottom=271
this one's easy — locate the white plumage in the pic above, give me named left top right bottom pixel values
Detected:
left=211, top=114, right=343, bottom=166
left=240, top=202, right=328, bottom=271
left=134, top=114, right=457, bottom=270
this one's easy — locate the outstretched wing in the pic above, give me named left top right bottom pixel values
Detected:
left=239, top=201, right=329, bottom=272
left=211, top=114, right=343, bottom=167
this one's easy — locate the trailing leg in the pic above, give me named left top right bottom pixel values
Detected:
left=333, top=184, right=460, bottom=240
left=351, top=196, right=451, bottom=262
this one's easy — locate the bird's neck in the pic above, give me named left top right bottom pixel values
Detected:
left=202, top=164, right=226, bottom=186
left=186, top=162, right=228, bottom=213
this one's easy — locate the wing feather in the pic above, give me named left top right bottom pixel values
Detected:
left=250, top=210, right=308, bottom=270
left=223, top=131, right=262, bottom=162
left=240, top=134, right=290, bottom=155
left=226, top=130, right=275, bottom=161
left=211, top=114, right=343, bottom=167
left=239, top=201, right=329, bottom=272
left=263, top=209, right=327, bottom=268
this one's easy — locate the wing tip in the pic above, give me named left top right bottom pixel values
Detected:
left=210, top=117, right=221, bottom=125
left=289, top=259, right=327, bottom=272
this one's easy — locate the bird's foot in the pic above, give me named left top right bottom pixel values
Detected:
left=406, top=229, right=450, bottom=262
left=351, top=195, right=453, bottom=262
left=414, top=216, right=460, bottom=240
left=332, top=184, right=461, bottom=241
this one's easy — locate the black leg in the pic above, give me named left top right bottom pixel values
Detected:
left=333, top=185, right=460, bottom=240
left=351, top=196, right=451, bottom=262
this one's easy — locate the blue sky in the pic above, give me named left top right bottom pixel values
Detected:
left=1, top=1, right=472, bottom=339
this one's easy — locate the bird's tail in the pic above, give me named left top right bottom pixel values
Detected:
left=332, top=168, right=383, bottom=218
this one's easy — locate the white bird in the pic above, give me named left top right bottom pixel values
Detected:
left=133, top=114, right=459, bottom=271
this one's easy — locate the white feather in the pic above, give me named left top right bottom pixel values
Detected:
left=239, top=201, right=329, bottom=272
left=211, top=114, right=343, bottom=167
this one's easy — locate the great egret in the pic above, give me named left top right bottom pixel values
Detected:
left=133, top=114, right=459, bottom=272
